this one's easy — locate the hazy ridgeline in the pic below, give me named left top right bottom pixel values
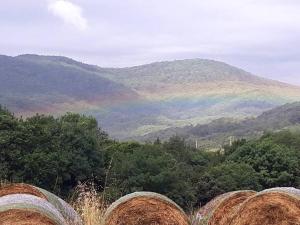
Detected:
left=1, top=55, right=300, bottom=140
left=1, top=106, right=300, bottom=210
left=142, top=102, right=300, bottom=147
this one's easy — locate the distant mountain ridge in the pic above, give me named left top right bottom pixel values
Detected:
left=0, top=55, right=139, bottom=114
left=140, top=102, right=300, bottom=148
left=102, top=59, right=273, bottom=84
left=1, top=54, right=300, bottom=139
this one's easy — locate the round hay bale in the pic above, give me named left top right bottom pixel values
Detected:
left=230, top=187, right=300, bottom=225
left=0, top=183, right=47, bottom=199
left=197, top=190, right=256, bottom=225
left=0, top=194, right=66, bottom=225
left=0, top=183, right=82, bottom=225
left=36, top=187, right=83, bottom=225
left=104, top=192, right=190, bottom=225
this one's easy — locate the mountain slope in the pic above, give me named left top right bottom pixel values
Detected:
left=102, top=59, right=272, bottom=86
left=0, top=55, right=138, bottom=114
left=140, top=102, right=300, bottom=147
left=101, top=59, right=296, bottom=100
left=98, top=59, right=300, bottom=138
left=1, top=54, right=300, bottom=139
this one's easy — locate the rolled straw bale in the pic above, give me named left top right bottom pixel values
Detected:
left=36, top=187, right=83, bottom=225
left=230, top=187, right=300, bottom=225
left=104, top=191, right=190, bottom=225
left=0, top=194, right=66, bottom=225
left=196, top=190, right=256, bottom=225
left=0, top=183, right=47, bottom=199
left=0, top=183, right=82, bottom=225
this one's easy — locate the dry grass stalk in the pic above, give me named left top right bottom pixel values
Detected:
left=71, top=183, right=107, bottom=225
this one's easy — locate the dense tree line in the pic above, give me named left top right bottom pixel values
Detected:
left=1, top=106, right=300, bottom=209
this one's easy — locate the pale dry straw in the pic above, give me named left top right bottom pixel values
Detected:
left=71, top=183, right=107, bottom=225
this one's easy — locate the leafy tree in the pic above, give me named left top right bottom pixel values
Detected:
left=227, top=137, right=300, bottom=188
left=196, top=162, right=262, bottom=206
left=0, top=107, right=23, bottom=180
left=105, top=142, right=197, bottom=208
left=0, top=111, right=107, bottom=197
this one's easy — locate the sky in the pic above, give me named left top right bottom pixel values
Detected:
left=0, top=0, right=300, bottom=85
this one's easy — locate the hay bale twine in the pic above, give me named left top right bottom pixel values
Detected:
left=197, top=190, right=256, bottom=225
left=104, top=192, right=190, bottom=225
left=0, top=183, right=82, bottom=225
left=0, top=194, right=66, bottom=225
left=230, top=187, right=300, bottom=225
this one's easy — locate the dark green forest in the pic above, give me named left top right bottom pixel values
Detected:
left=1, top=105, right=300, bottom=209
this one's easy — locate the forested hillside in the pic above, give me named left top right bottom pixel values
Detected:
left=141, top=102, right=300, bottom=148
left=1, top=106, right=299, bottom=209
left=1, top=54, right=300, bottom=139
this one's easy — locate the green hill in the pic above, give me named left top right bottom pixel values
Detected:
left=1, top=54, right=300, bottom=139
left=140, top=102, right=300, bottom=148
left=0, top=54, right=138, bottom=114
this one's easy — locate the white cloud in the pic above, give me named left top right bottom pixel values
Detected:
left=1, top=0, right=300, bottom=84
left=48, top=0, right=87, bottom=31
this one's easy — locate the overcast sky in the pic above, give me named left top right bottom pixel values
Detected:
left=0, top=0, right=300, bottom=85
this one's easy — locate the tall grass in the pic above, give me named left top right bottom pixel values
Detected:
left=189, top=210, right=203, bottom=225
left=71, top=183, right=107, bottom=225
